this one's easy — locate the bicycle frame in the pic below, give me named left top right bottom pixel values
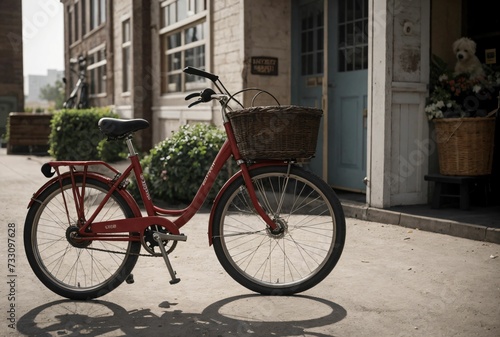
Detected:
left=30, top=117, right=286, bottom=247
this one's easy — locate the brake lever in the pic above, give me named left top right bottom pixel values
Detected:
left=188, top=100, right=202, bottom=108
left=185, top=92, right=200, bottom=101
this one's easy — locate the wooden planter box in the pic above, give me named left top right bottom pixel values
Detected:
left=7, top=113, right=53, bottom=154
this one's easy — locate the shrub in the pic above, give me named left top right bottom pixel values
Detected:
left=49, top=107, right=126, bottom=161
left=131, top=123, right=236, bottom=204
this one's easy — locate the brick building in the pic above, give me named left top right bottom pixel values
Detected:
left=60, top=0, right=499, bottom=208
left=0, top=1, right=24, bottom=143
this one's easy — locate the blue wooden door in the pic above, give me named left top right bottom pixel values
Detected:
left=328, top=0, right=368, bottom=192
left=292, top=0, right=325, bottom=176
left=292, top=0, right=367, bottom=191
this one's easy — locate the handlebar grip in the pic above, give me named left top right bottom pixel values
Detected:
left=183, top=67, right=219, bottom=82
left=185, top=92, right=200, bottom=100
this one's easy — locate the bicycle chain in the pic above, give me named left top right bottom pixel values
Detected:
left=82, top=245, right=158, bottom=257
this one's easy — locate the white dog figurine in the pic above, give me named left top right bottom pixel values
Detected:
left=452, top=37, right=484, bottom=79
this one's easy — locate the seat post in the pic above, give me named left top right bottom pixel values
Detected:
left=125, top=135, right=137, bottom=156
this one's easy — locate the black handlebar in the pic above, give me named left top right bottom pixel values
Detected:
left=183, top=67, right=219, bottom=82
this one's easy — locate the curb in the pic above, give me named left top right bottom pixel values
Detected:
left=340, top=201, right=500, bottom=244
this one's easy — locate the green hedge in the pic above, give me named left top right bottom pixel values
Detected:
left=49, top=108, right=126, bottom=162
left=131, top=123, right=237, bottom=204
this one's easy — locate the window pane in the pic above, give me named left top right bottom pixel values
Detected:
left=123, top=20, right=130, bottom=43
left=317, top=51, right=323, bottom=74
left=185, top=24, right=204, bottom=44
left=339, top=24, right=346, bottom=46
left=168, top=74, right=181, bottom=92
left=338, top=50, right=345, bottom=72
left=91, top=0, right=98, bottom=29
left=355, top=21, right=363, bottom=46
left=195, top=0, right=206, bottom=13
left=168, top=32, right=181, bottom=49
left=354, top=47, right=363, bottom=70
left=74, top=4, right=79, bottom=40
left=168, top=3, right=176, bottom=25
left=169, top=52, right=182, bottom=71
left=185, top=45, right=205, bottom=69
left=338, top=0, right=345, bottom=23
left=317, top=27, right=323, bottom=50
left=354, top=0, right=363, bottom=19
left=161, top=5, right=168, bottom=28
left=346, top=48, right=354, bottom=71
left=68, top=6, right=72, bottom=44
left=90, top=68, right=95, bottom=93
left=81, top=0, right=86, bottom=35
left=122, top=46, right=130, bottom=92
left=100, top=0, right=106, bottom=25
left=177, top=0, right=187, bottom=22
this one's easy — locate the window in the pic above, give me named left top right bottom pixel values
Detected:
left=81, top=0, right=86, bottom=36
left=88, top=47, right=107, bottom=96
left=74, top=2, right=79, bottom=41
left=338, top=0, right=368, bottom=72
left=67, top=5, right=73, bottom=45
left=90, top=0, right=106, bottom=31
left=300, top=4, right=324, bottom=76
left=122, top=19, right=131, bottom=93
left=159, top=0, right=207, bottom=93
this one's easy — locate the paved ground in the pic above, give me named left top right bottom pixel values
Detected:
left=1, top=149, right=499, bottom=336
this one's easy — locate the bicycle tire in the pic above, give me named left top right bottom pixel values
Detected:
left=212, top=165, right=345, bottom=295
left=24, top=176, right=141, bottom=300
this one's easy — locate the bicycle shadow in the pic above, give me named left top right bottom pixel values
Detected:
left=17, top=294, right=346, bottom=336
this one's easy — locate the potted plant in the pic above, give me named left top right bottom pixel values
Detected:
left=425, top=55, right=500, bottom=176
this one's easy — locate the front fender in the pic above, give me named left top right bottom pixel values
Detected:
left=28, top=171, right=143, bottom=218
left=207, top=162, right=288, bottom=245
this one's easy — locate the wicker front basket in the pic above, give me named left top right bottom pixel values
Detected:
left=227, top=105, right=323, bottom=160
left=434, top=117, right=496, bottom=176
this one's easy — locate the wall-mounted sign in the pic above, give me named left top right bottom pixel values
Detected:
left=485, top=48, right=496, bottom=64
left=251, top=57, right=278, bottom=76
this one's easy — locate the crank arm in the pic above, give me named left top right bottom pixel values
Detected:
left=153, top=232, right=187, bottom=284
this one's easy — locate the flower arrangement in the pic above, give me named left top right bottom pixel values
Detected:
left=425, top=55, right=500, bottom=120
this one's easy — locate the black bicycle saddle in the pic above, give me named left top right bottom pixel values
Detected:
left=98, top=118, right=150, bottom=139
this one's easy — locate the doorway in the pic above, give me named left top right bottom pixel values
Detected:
left=292, top=0, right=368, bottom=192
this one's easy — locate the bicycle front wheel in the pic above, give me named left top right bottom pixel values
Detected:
left=24, top=176, right=141, bottom=300
left=212, top=165, right=346, bottom=295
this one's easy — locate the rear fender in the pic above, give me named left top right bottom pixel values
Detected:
left=28, top=171, right=142, bottom=218
left=207, top=162, right=287, bottom=245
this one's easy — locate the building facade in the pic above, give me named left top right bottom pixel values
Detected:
left=60, top=0, right=499, bottom=208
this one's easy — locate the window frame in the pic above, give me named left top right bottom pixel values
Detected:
left=159, top=0, right=208, bottom=95
left=89, top=0, right=106, bottom=32
left=122, top=18, right=132, bottom=94
left=87, top=44, right=107, bottom=97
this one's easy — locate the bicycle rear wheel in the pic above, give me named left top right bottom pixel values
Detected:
left=24, top=176, right=141, bottom=300
left=212, top=165, right=345, bottom=295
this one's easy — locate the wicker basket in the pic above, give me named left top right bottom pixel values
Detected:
left=227, top=105, right=322, bottom=160
left=433, top=117, right=496, bottom=176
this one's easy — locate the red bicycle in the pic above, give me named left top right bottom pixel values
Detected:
left=24, top=67, right=346, bottom=300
